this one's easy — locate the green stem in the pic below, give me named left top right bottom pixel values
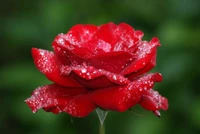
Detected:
left=99, top=122, right=105, bottom=134
left=96, top=108, right=107, bottom=134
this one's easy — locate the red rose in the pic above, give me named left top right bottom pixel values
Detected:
left=25, top=22, right=168, bottom=117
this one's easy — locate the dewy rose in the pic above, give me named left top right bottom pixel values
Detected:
left=25, top=22, right=168, bottom=117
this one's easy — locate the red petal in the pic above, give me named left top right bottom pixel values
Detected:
left=134, top=30, right=144, bottom=41
left=94, top=22, right=118, bottom=45
left=126, top=49, right=157, bottom=80
left=52, top=24, right=99, bottom=62
left=88, top=51, right=134, bottom=74
left=90, top=84, right=141, bottom=112
left=139, top=89, right=168, bottom=111
left=25, top=84, right=96, bottom=117
left=66, top=24, right=98, bottom=46
left=32, top=48, right=82, bottom=87
left=83, top=38, right=112, bottom=54
left=90, top=73, right=161, bottom=111
left=60, top=65, right=130, bottom=89
left=121, top=37, right=160, bottom=76
left=63, top=94, right=96, bottom=117
left=112, top=23, right=140, bottom=52
left=52, top=34, right=92, bottom=64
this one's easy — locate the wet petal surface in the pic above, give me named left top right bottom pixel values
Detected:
left=25, top=84, right=96, bottom=117
left=32, top=48, right=82, bottom=87
left=60, top=65, right=130, bottom=89
left=139, top=89, right=168, bottom=111
left=90, top=73, right=162, bottom=111
left=121, top=37, right=160, bottom=76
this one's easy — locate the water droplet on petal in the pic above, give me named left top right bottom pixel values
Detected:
left=113, top=75, right=117, bottom=80
left=81, top=68, right=87, bottom=73
left=153, top=110, right=161, bottom=117
left=35, top=91, right=39, bottom=95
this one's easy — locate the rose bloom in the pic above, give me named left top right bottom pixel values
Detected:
left=25, top=22, right=168, bottom=117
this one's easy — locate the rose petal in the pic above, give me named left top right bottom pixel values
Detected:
left=139, top=89, right=168, bottom=111
left=112, top=23, right=141, bottom=52
left=63, top=94, right=96, bottom=117
left=32, top=48, right=82, bottom=87
left=88, top=51, right=134, bottom=73
left=60, top=65, right=130, bottom=89
left=94, top=22, right=118, bottom=45
left=134, top=30, right=144, bottom=41
left=121, top=37, right=160, bottom=76
left=53, top=36, right=135, bottom=74
left=66, top=24, right=98, bottom=46
left=25, top=84, right=96, bottom=117
left=90, top=73, right=161, bottom=112
left=83, top=38, right=112, bottom=54
left=52, top=34, right=93, bottom=65
left=126, top=49, right=157, bottom=80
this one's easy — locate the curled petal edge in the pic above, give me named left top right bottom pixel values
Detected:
left=25, top=84, right=96, bottom=117
left=139, top=89, right=168, bottom=117
left=31, top=48, right=82, bottom=87
left=90, top=73, right=162, bottom=112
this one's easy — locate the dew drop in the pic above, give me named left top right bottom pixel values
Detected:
left=34, top=91, right=39, bottom=95
left=93, top=71, right=97, bottom=74
left=58, top=38, right=65, bottom=45
left=40, top=51, right=44, bottom=56
left=127, top=93, right=131, bottom=98
left=156, top=105, right=159, bottom=109
left=113, top=75, right=117, bottom=80
left=87, top=66, right=95, bottom=72
left=81, top=68, right=87, bottom=73
left=86, top=72, right=90, bottom=76
left=153, top=110, right=161, bottom=117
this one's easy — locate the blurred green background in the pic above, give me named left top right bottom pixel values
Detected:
left=1, top=0, right=200, bottom=134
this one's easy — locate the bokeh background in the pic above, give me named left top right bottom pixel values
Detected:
left=1, top=0, right=200, bottom=134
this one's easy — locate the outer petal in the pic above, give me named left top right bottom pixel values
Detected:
left=60, top=65, right=130, bottom=89
left=126, top=49, right=157, bottom=80
left=62, top=94, right=96, bottom=117
left=32, top=48, right=82, bottom=87
left=121, top=37, right=160, bottom=76
left=90, top=73, right=162, bottom=112
left=139, top=89, right=168, bottom=111
left=25, top=84, right=96, bottom=117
